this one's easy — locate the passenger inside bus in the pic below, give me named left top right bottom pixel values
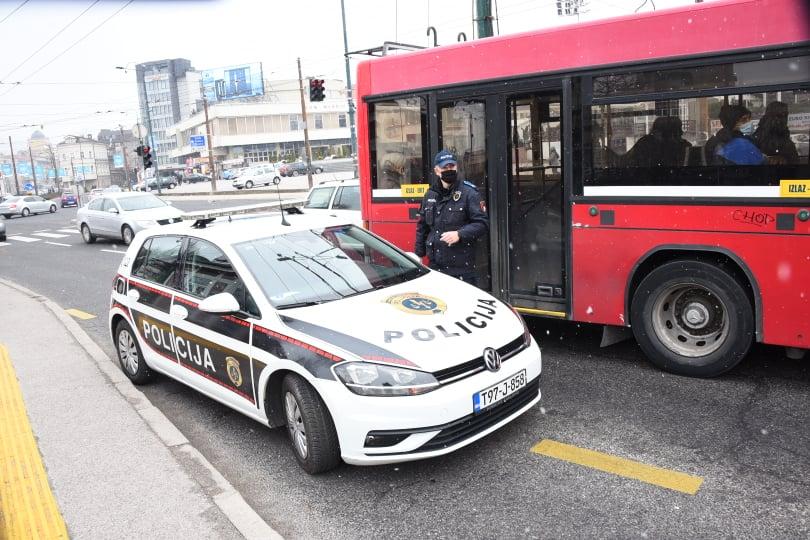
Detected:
left=705, top=104, right=766, bottom=165
left=752, top=101, right=800, bottom=165
left=623, top=116, right=692, bottom=167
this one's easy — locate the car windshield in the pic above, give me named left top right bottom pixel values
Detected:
left=234, top=225, right=427, bottom=308
left=305, top=187, right=334, bottom=209
left=117, top=195, right=167, bottom=211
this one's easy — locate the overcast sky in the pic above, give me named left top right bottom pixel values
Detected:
left=0, top=0, right=702, bottom=149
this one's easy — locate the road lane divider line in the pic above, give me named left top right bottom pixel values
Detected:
left=34, top=233, right=69, bottom=239
left=100, top=249, right=126, bottom=254
left=45, top=242, right=71, bottom=247
left=56, top=229, right=80, bottom=234
left=0, top=344, right=69, bottom=539
left=531, top=439, right=704, bottom=495
left=7, top=236, right=40, bottom=243
left=65, top=308, right=96, bottom=320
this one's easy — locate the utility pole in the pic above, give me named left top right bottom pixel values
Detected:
left=203, top=97, right=217, bottom=192
left=297, top=57, right=315, bottom=189
left=28, top=144, right=39, bottom=196
left=140, top=71, right=161, bottom=194
left=8, top=137, right=20, bottom=195
left=475, top=0, right=494, bottom=38
left=340, top=0, right=358, bottom=170
left=118, top=125, right=131, bottom=189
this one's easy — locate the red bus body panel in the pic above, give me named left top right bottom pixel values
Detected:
left=571, top=205, right=810, bottom=349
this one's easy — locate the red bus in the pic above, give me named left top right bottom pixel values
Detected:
left=356, top=0, right=810, bottom=377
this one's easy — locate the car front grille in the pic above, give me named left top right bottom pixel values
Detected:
left=157, top=217, right=183, bottom=225
left=433, top=334, right=527, bottom=385
left=364, top=376, right=540, bottom=455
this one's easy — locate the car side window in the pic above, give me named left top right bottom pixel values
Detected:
left=131, top=239, right=152, bottom=275
left=101, top=199, right=116, bottom=212
left=305, top=187, right=335, bottom=209
left=133, top=235, right=183, bottom=286
left=333, top=185, right=360, bottom=210
left=24, top=197, right=34, bottom=202
left=88, top=198, right=103, bottom=211
left=180, top=239, right=258, bottom=315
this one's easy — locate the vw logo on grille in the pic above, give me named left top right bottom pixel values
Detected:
left=483, top=347, right=501, bottom=372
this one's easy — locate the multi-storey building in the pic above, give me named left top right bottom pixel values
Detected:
left=56, top=135, right=111, bottom=189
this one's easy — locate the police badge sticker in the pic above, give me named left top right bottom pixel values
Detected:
left=453, top=191, right=461, bottom=202
left=384, top=293, right=447, bottom=315
left=226, top=357, right=243, bottom=387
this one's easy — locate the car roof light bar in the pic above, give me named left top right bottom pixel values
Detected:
left=183, top=200, right=307, bottom=228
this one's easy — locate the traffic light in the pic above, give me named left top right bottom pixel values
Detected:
left=309, top=79, right=325, bottom=102
left=142, top=145, right=153, bottom=169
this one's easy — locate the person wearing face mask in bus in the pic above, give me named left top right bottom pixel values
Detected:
left=415, top=150, right=489, bottom=286
left=711, top=104, right=767, bottom=166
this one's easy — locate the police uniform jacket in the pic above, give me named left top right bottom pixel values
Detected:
left=414, top=177, right=488, bottom=274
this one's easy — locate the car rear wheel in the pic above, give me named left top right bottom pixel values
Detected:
left=168, top=183, right=176, bottom=189
left=21, top=208, right=30, bottom=217
left=121, top=225, right=134, bottom=246
left=81, top=223, right=96, bottom=244
left=245, top=180, right=254, bottom=189
left=115, top=320, right=153, bottom=384
left=291, top=170, right=299, bottom=177
left=49, top=205, right=57, bottom=213
left=282, top=373, right=341, bottom=474
left=630, top=260, right=753, bottom=377
left=314, top=167, right=323, bottom=174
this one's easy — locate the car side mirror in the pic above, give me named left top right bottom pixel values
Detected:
left=198, top=292, right=240, bottom=314
left=108, top=207, right=119, bottom=214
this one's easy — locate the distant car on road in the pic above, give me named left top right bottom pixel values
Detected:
left=183, top=173, right=212, bottom=184
left=138, top=176, right=178, bottom=191
left=76, top=191, right=184, bottom=245
left=88, top=188, right=104, bottom=202
left=280, top=161, right=323, bottom=177
left=232, top=164, right=281, bottom=189
left=0, top=195, right=57, bottom=218
left=61, top=191, right=78, bottom=208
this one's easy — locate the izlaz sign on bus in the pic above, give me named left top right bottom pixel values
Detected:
left=201, top=62, right=264, bottom=103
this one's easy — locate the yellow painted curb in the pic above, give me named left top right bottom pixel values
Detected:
left=532, top=439, right=704, bottom=495
left=65, top=309, right=95, bottom=320
left=0, top=344, right=69, bottom=538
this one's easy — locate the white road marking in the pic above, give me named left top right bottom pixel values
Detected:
left=35, top=229, right=50, bottom=232
left=0, top=242, right=9, bottom=247
left=34, top=232, right=69, bottom=239
left=57, top=229, right=80, bottom=234
left=45, top=241, right=71, bottom=247
left=101, top=249, right=126, bottom=254
left=7, top=235, right=41, bottom=243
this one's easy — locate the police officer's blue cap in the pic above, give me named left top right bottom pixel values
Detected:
left=433, top=150, right=457, bottom=168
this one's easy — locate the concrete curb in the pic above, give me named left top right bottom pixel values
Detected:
left=0, top=278, right=283, bottom=540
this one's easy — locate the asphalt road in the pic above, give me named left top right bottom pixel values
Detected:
left=1, top=201, right=808, bottom=539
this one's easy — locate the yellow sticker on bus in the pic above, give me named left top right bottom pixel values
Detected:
left=779, top=179, right=810, bottom=197
left=400, top=184, right=429, bottom=197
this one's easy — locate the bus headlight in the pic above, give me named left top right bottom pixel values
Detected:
left=334, top=362, right=439, bottom=396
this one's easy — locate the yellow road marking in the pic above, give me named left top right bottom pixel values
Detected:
left=515, top=307, right=566, bottom=318
left=531, top=439, right=704, bottom=495
left=66, top=308, right=96, bottom=320
left=0, top=345, right=69, bottom=538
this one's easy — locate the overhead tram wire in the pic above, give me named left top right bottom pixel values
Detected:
left=0, top=0, right=134, bottom=100
left=0, top=0, right=101, bottom=84
left=0, top=0, right=30, bottom=27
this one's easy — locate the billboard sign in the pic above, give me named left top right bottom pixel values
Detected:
left=189, top=135, right=206, bottom=147
left=113, top=154, right=125, bottom=167
left=201, top=62, right=264, bottom=102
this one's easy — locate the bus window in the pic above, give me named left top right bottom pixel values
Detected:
left=369, top=97, right=428, bottom=197
left=438, top=100, right=490, bottom=289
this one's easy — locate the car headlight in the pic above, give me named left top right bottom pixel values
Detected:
left=334, top=362, right=439, bottom=397
left=136, top=219, right=157, bottom=227
left=509, top=305, right=533, bottom=347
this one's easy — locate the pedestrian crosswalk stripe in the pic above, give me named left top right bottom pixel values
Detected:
left=101, top=249, right=126, bottom=254
left=34, top=232, right=69, bottom=239
left=7, top=236, right=40, bottom=243
left=0, top=242, right=9, bottom=247
left=44, top=242, right=71, bottom=247
left=57, top=229, right=79, bottom=234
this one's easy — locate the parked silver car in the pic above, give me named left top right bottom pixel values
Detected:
left=0, top=195, right=57, bottom=218
left=76, top=192, right=184, bottom=245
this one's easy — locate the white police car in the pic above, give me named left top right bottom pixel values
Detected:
left=108, top=203, right=541, bottom=473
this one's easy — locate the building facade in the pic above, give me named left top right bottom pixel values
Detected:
left=56, top=135, right=111, bottom=189
left=136, top=58, right=200, bottom=168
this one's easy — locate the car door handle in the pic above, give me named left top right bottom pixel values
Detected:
left=126, top=289, right=140, bottom=301
left=170, top=304, right=188, bottom=320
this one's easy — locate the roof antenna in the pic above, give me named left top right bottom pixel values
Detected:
left=273, top=176, right=290, bottom=226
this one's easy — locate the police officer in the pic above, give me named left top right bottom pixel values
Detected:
left=415, top=150, right=488, bottom=285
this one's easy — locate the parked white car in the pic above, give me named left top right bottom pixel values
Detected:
left=298, top=178, right=362, bottom=226
left=232, top=164, right=281, bottom=189
left=76, top=191, right=184, bottom=245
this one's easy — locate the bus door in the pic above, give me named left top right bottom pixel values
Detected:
left=437, top=99, right=491, bottom=289
left=505, top=91, right=567, bottom=316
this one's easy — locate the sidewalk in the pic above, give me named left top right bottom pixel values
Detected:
left=0, top=280, right=280, bottom=539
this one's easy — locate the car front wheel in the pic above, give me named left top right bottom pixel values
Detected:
left=314, top=167, right=323, bottom=174
left=168, top=183, right=176, bottom=189
left=49, top=205, right=57, bottom=213
left=81, top=223, right=96, bottom=244
left=291, top=170, right=299, bottom=177
left=115, top=320, right=153, bottom=384
left=245, top=180, right=254, bottom=189
left=121, top=225, right=134, bottom=246
left=21, top=208, right=30, bottom=217
left=282, top=374, right=341, bottom=474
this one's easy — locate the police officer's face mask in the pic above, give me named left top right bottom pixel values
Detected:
left=440, top=169, right=458, bottom=183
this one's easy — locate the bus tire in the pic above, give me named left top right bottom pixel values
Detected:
left=630, top=260, right=753, bottom=377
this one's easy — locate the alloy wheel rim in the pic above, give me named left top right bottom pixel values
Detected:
left=651, top=283, right=727, bottom=358
left=284, top=392, right=308, bottom=459
left=117, top=330, right=139, bottom=374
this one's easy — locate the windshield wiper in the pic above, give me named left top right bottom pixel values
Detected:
left=275, top=300, right=322, bottom=310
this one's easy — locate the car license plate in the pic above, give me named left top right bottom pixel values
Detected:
left=472, top=369, right=527, bottom=413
